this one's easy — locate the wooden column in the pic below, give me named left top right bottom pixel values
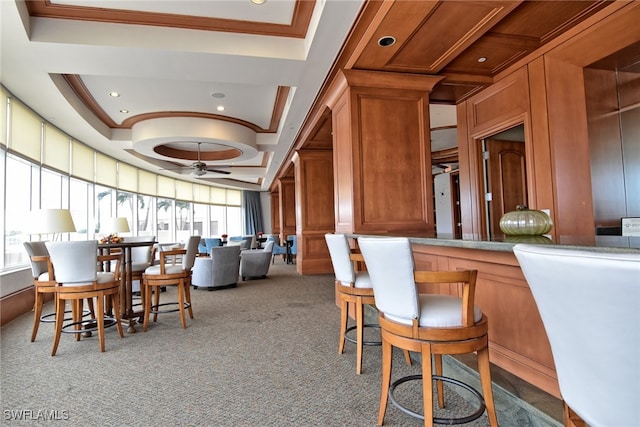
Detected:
left=277, top=176, right=296, bottom=242
left=325, top=70, right=444, bottom=236
left=292, top=149, right=335, bottom=274
left=270, top=191, right=280, bottom=235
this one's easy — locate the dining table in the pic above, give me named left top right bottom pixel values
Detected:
left=98, top=240, right=156, bottom=333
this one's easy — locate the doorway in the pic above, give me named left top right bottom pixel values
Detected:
left=480, top=125, right=527, bottom=239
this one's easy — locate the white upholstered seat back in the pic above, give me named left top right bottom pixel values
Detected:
left=23, top=241, right=50, bottom=278
left=357, top=237, right=419, bottom=322
left=183, top=235, right=201, bottom=270
left=325, top=234, right=355, bottom=285
left=513, top=244, right=640, bottom=427
left=45, top=240, right=99, bottom=284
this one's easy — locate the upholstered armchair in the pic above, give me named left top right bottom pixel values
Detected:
left=192, top=245, right=241, bottom=290
left=268, top=235, right=287, bottom=264
left=227, top=235, right=253, bottom=250
left=240, top=241, right=274, bottom=281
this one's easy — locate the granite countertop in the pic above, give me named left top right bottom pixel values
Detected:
left=348, top=234, right=640, bottom=254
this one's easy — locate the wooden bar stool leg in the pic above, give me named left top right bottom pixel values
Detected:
left=478, top=346, right=499, bottom=426
left=51, top=295, right=65, bottom=356
left=378, top=339, right=393, bottom=426
left=96, top=293, right=106, bottom=352
left=356, top=296, right=364, bottom=374
left=31, top=291, right=44, bottom=342
left=112, top=291, right=125, bottom=338
left=338, top=297, right=348, bottom=354
left=421, top=343, right=435, bottom=427
left=184, top=280, right=194, bottom=319
left=435, top=354, right=445, bottom=408
left=177, top=280, right=187, bottom=329
left=153, top=284, right=161, bottom=323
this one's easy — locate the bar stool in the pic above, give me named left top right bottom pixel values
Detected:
left=45, top=240, right=124, bottom=355
left=514, top=244, right=640, bottom=427
left=141, top=236, right=200, bottom=330
left=358, top=236, right=498, bottom=427
left=325, top=233, right=412, bottom=375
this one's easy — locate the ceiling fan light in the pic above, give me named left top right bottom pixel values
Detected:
left=192, top=169, right=207, bottom=176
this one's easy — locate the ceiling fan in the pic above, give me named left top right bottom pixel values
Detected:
left=162, top=142, right=231, bottom=176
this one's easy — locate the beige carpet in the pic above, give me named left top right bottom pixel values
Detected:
left=1, top=261, right=496, bottom=426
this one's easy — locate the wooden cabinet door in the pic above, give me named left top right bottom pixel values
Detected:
left=485, top=139, right=527, bottom=238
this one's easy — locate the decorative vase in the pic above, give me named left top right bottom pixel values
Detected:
left=499, top=205, right=553, bottom=236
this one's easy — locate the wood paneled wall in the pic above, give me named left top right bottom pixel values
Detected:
left=293, top=150, right=335, bottom=274
left=277, top=177, right=296, bottom=241
left=326, top=70, right=443, bottom=237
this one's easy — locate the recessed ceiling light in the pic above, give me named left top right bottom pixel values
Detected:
left=108, top=91, right=120, bottom=98
left=378, top=36, right=396, bottom=47
left=217, top=106, right=225, bottom=112
left=251, top=0, right=265, bottom=4
left=211, top=92, right=225, bottom=98
left=477, top=57, right=488, bottom=63
left=120, top=109, right=129, bottom=114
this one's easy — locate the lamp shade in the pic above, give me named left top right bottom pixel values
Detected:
left=34, top=209, right=77, bottom=234
left=109, top=217, right=131, bottom=233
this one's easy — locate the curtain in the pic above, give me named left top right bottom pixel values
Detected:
left=243, top=191, right=264, bottom=235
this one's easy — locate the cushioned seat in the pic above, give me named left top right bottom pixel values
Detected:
left=240, top=240, right=274, bottom=281
left=192, top=245, right=241, bottom=289
left=358, top=236, right=498, bottom=427
left=269, top=235, right=287, bottom=264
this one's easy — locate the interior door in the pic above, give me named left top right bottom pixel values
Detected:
left=484, top=139, right=528, bottom=238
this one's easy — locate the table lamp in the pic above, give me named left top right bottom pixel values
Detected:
left=100, top=217, right=130, bottom=243
left=34, top=208, right=77, bottom=241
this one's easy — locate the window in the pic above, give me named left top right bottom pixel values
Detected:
left=4, top=154, right=32, bottom=267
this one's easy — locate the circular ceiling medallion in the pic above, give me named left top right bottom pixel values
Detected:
left=132, top=116, right=259, bottom=163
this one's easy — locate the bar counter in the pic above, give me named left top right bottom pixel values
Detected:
left=347, top=233, right=639, bottom=398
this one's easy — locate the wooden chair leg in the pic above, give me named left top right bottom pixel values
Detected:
left=563, top=402, right=586, bottom=427
left=153, top=284, right=161, bottom=322
left=31, top=291, right=44, bottom=342
left=338, top=296, right=348, bottom=354
left=378, top=339, right=393, bottom=426
left=177, top=282, right=187, bottom=329
left=143, top=283, right=151, bottom=332
left=402, top=350, right=412, bottom=366
left=184, top=279, right=194, bottom=319
left=51, top=296, right=65, bottom=356
left=96, top=293, right=106, bottom=352
left=111, top=291, right=124, bottom=338
left=355, top=296, right=364, bottom=374
left=477, top=346, right=499, bottom=427
left=73, top=299, right=82, bottom=341
left=421, top=344, right=435, bottom=427
left=434, top=354, right=445, bottom=409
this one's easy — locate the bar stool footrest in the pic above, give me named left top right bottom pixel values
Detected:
left=344, top=324, right=382, bottom=346
left=150, top=301, right=191, bottom=315
left=61, top=317, right=118, bottom=334
left=41, top=308, right=92, bottom=323
left=389, top=374, right=486, bottom=425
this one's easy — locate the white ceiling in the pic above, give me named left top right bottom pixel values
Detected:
left=1, top=0, right=457, bottom=191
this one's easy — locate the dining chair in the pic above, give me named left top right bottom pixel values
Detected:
left=141, top=235, right=200, bottom=330
left=268, top=235, right=287, bottom=264
left=45, top=240, right=124, bottom=355
left=358, top=236, right=498, bottom=427
left=514, top=244, right=640, bottom=427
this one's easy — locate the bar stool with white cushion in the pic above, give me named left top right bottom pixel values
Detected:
left=142, top=235, right=200, bottom=330
left=45, top=240, right=124, bottom=355
left=326, top=233, right=384, bottom=374
left=358, top=236, right=498, bottom=427
left=514, top=243, right=640, bottom=427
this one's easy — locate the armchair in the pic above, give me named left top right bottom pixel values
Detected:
left=240, top=241, right=274, bottom=281
left=269, top=235, right=287, bottom=264
left=192, top=245, right=241, bottom=290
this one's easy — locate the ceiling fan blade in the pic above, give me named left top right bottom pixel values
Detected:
left=205, top=168, right=231, bottom=175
